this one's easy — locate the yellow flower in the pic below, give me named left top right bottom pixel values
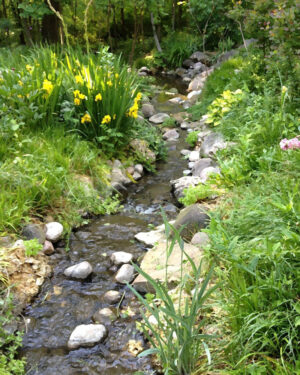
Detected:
left=115, top=73, right=119, bottom=79
left=26, top=64, right=33, bottom=73
left=73, top=90, right=80, bottom=98
left=74, top=98, right=81, bottom=106
left=81, top=113, right=92, bottom=124
left=17, top=95, right=23, bottom=99
left=18, top=80, right=23, bottom=86
left=43, top=79, right=53, bottom=96
left=78, top=93, right=86, bottom=100
left=95, top=93, right=102, bottom=102
left=136, top=92, right=142, bottom=101
left=107, top=80, right=113, bottom=87
left=75, top=75, right=84, bottom=84
left=101, top=115, right=111, bottom=124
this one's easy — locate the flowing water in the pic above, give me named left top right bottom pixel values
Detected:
left=22, top=82, right=188, bottom=375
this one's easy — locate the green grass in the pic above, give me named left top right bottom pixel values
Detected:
left=183, top=50, right=300, bottom=373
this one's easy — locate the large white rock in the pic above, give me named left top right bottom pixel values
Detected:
left=110, top=251, right=133, bottom=265
left=115, top=264, right=135, bottom=284
left=187, top=90, right=202, bottom=100
left=149, top=113, right=170, bottom=124
left=68, top=324, right=106, bottom=349
left=135, top=229, right=165, bottom=247
left=64, top=261, right=93, bottom=279
left=188, top=151, right=200, bottom=162
left=45, top=222, right=63, bottom=242
left=170, top=176, right=203, bottom=201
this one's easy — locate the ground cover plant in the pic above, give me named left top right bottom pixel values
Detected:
left=183, top=48, right=300, bottom=373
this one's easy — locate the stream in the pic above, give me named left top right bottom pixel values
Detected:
left=22, top=80, right=189, bottom=375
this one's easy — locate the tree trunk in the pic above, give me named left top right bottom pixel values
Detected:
left=42, top=0, right=61, bottom=43
left=150, top=12, right=162, bottom=53
left=172, top=0, right=176, bottom=31
left=120, top=1, right=125, bottom=37
left=107, top=0, right=112, bottom=50
left=129, top=6, right=138, bottom=65
left=10, top=2, right=25, bottom=44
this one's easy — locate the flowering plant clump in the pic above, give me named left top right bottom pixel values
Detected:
left=206, top=89, right=244, bottom=126
left=280, top=136, right=300, bottom=150
left=62, top=50, right=140, bottom=155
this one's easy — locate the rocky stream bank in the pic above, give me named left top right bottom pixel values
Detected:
left=2, top=49, right=236, bottom=374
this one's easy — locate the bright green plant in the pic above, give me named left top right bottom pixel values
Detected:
left=185, top=131, right=198, bottom=147
left=180, top=182, right=225, bottom=206
left=128, top=214, right=217, bottom=375
left=0, top=291, right=25, bottom=375
left=23, top=239, right=43, bottom=257
left=206, top=89, right=244, bottom=126
left=161, top=117, right=177, bottom=128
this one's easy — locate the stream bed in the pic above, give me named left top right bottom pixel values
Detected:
left=22, top=83, right=189, bottom=375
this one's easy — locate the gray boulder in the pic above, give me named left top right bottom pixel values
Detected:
left=129, top=139, right=156, bottom=163
left=149, top=113, right=170, bottom=124
left=22, top=224, right=46, bottom=244
left=170, top=176, right=203, bottom=201
left=190, top=51, right=210, bottom=64
left=68, top=324, right=106, bottom=350
left=142, top=103, right=155, bottom=118
left=133, top=241, right=203, bottom=293
left=193, top=62, right=206, bottom=72
left=175, top=68, right=187, bottom=77
left=64, top=261, right=93, bottom=279
left=163, top=129, right=179, bottom=141
left=173, top=204, right=210, bottom=241
left=191, top=158, right=216, bottom=177
left=182, top=59, right=194, bottom=68
left=200, top=133, right=227, bottom=158
left=188, top=151, right=200, bottom=162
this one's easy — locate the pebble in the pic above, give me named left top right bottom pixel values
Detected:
left=110, top=251, right=133, bottom=265
left=68, top=324, right=107, bottom=350
left=103, top=290, right=121, bottom=304
left=115, top=264, right=135, bottom=284
left=64, top=261, right=93, bottom=279
left=45, top=222, right=63, bottom=242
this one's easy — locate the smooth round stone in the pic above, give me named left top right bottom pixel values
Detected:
left=45, top=222, right=63, bottom=242
left=103, top=290, right=121, bottom=304
left=110, top=251, right=133, bottom=266
left=134, top=164, right=144, bottom=175
left=191, top=232, right=210, bottom=246
left=181, top=149, right=191, bottom=156
left=67, top=324, right=107, bottom=350
left=115, top=264, right=135, bottom=284
left=183, top=169, right=191, bottom=176
left=64, top=261, right=93, bottom=279
left=181, top=122, right=189, bottom=130
left=93, top=308, right=117, bottom=324
left=43, top=240, right=55, bottom=255
left=133, top=172, right=142, bottom=181
left=149, top=113, right=170, bottom=124
left=188, top=162, right=195, bottom=169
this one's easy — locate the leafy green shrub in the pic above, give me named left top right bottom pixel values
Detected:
left=185, top=131, right=198, bottom=147
left=0, top=291, right=25, bottom=375
left=180, top=182, right=224, bottom=206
